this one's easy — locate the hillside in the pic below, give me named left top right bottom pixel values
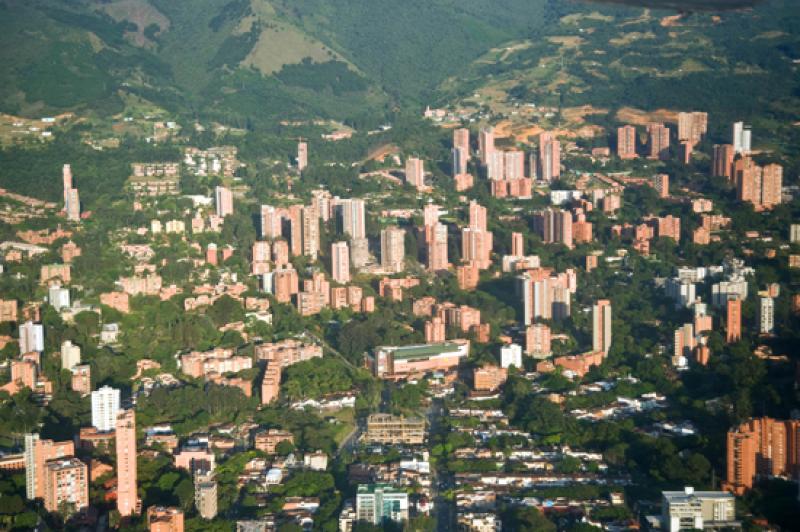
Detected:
left=0, top=0, right=551, bottom=126
left=438, top=0, right=800, bottom=167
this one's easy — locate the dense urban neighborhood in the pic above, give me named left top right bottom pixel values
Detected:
left=1, top=0, right=800, bottom=531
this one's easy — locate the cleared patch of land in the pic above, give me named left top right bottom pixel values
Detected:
left=243, top=23, right=342, bottom=75
left=616, top=107, right=679, bottom=125
left=100, top=0, right=170, bottom=48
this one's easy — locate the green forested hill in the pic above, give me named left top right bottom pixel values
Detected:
left=0, top=0, right=552, bottom=124
left=0, top=0, right=790, bottom=127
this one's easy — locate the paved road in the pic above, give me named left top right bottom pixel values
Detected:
left=428, top=399, right=456, bottom=532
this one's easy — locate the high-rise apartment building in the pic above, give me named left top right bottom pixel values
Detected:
left=760, top=163, right=783, bottom=209
left=338, top=198, right=366, bottom=240
left=478, top=127, right=494, bottom=165
left=712, top=144, right=735, bottom=179
left=427, top=223, right=449, bottom=272
left=116, top=409, right=139, bottom=516
left=504, top=150, right=525, bottom=180
left=647, top=122, right=670, bottom=160
left=653, top=174, right=669, bottom=198
left=63, top=164, right=73, bottom=205
left=678, top=111, right=708, bottom=143
left=452, top=147, right=469, bottom=176
left=726, top=298, right=742, bottom=343
left=25, top=433, right=75, bottom=500
left=43, top=457, right=88, bottom=514
left=732, top=121, right=752, bottom=155
left=215, top=186, right=233, bottom=218
left=592, top=299, right=612, bottom=355
left=500, top=343, right=523, bottom=369
left=380, top=226, right=405, bottom=273
left=453, top=128, right=470, bottom=158
left=533, top=209, right=573, bottom=249
left=65, top=188, right=81, bottom=222
left=297, top=141, right=308, bottom=171
left=790, top=223, right=800, bottom=243
left=331, top=242, right=350, bottom=284
left=424, top=317, right=446, bottom=344
left=617, top=125, right=637, bottom=159
left=91, top=385, right=121, bottom=432
left=61, top=340, right=81, bottom=371
left=526, top=323, right=552, bottom=358
left=19, top=321, right=44, bottom=354
left=260, top=205, right=281, bottom=239
left=511, top=232, right=524, bottom=257
left=301, top=206, right=320, bottom=260
left=538, top=132, right=560, bottom=182
left=405, top=157, right=424, bottom=190
left=724, top=417, right=800, bottom=495
left=759, top=297, right=774, bottom=335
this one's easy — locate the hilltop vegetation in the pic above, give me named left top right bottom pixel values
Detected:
left=0, top=0, right=797, bottom=135
left=0, top=0, right=550, bottom=125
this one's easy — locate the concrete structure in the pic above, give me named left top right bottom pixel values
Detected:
left=617, top=125, right=637, bottom=159
left=500, top=343, right=523, bottom=369
left=147, top=506, right=184, bottom=532
left=19, top=320, right=44, bottom=353
left=214, top=186, right=233, bottom=218
left=297, top=141, right=308, bottom=171
left=724, top=417, right=800, bottom=495
left=368, top=341, right=470, bottom=380
left=254, top=429, right=294, bottom=455
left=732, top=121, right=752, bottom=155
left=478, top=127, right=494, bottom=165
left=726, top=298, right=742, bottom=343
left=660, top=487, right=736, bottom=532
left=91, top=385, right=121, bottom=432
left=356, top=483, right=409, bottom=525
left=511, top=232, right=524, bottom=257
left=653, top=173, right=669, bottom=198
left=116, top=409, right=139, bottom=516
left=427, top=222, right=449, bottom=272
left=538, top=132, right=560, bottom=182
left=71, top=364, right=91, bottom=396
left=424, top=317, right=446, bottom=344
left=790, top=224, right=800, bottom=244
left=302, top=206, right=320, bottom=260
left=380, top=226, right=405, bottom=273
left=647, top=122, right=670, bottom=160
left=365, top=414, right=425, bottom=445
left=517, top=268, right=574, bottom=324
left=759, top=297, right=774, bottom=335
left=526, top=323, right=552, bottom=358
left=677, top=111, right=708, bottom=143
left=24, top=434, right=75, bottom=500
left=713, top=144, right=735, bottom=179
left=0, top=299, right=18, bottom=322
left=194, top=472, right=218, bottom=519
left=260, top=362, right=281, bottom=405
left=61, top=340, right=81, bottom=371
left=43, top=457, right=88, bottom=514
left=592, top=299, right=612, bottom=355
left=338, top=198, right=366, bottom=240
left=533, top=209, right=573, bottom=249
left=405, top=157, right=424, bottom=190
left=473, top=365, right=507, bottom=392
left=331, top=241, right=350, bottom=284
